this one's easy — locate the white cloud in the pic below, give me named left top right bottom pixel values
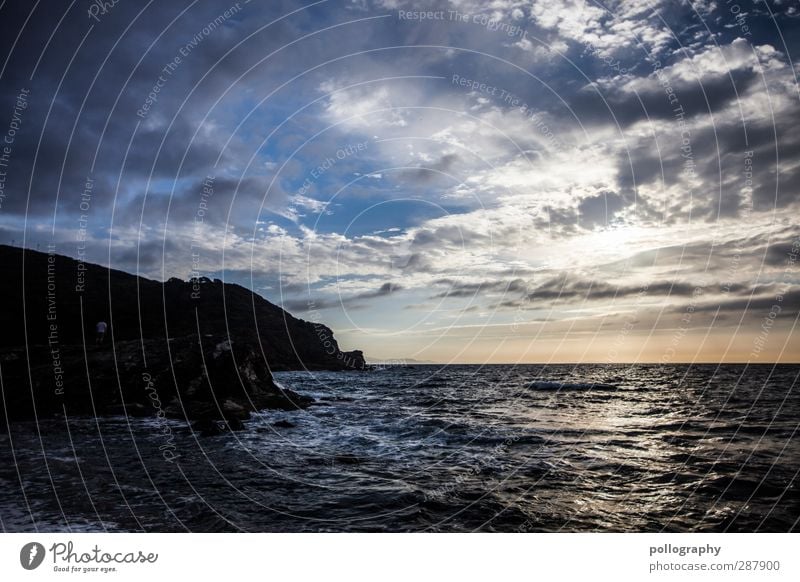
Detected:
left=529, top=0, right=673, bottom=56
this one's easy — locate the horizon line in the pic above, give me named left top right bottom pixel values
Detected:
left=368, top=361, right=800, bottom=366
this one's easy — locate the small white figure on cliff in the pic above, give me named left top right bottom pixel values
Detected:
left=95, top=321, right=107, bottom=345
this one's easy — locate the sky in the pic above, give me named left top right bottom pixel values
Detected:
left=0, top=0, right=798, bottom=363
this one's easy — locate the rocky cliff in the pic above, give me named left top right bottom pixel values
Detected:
left=0, top=244, right=365, bottom=428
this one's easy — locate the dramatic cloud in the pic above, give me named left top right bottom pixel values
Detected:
left=1, top=0, right=798, bottom=362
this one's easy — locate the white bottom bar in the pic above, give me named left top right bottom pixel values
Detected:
left=1, top=533, right=797, bottom=581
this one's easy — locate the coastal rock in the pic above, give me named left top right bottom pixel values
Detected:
left=0, top=244, right=368, bottom=371
left=105, top=403, right=150, bottom=417
left=221, top=400, right=250, bottom=421
left=0, top=244, right=369, bottom=426
left=0, top=335, right=313, bottom=424
left=339, top=349, right=368, bottom=370
left=191, top=418, right=246, bottom=437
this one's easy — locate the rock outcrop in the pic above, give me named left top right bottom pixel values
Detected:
left=0, top=335, right=312, bottom=424
left=0, top=244, right=367, bottom=370
left=0, top=244, right=366, bottom=427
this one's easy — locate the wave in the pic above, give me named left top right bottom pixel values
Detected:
left=528, top=381, right=617, bottom=391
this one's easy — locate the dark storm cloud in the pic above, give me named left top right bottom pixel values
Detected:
left=577, top=191, right=628, bottom=227
left=670, top=287, right=800, bottom=317
left=617, top=150, right=664, bottom=196
left=432, top=277, right=527, bottom=298
left=688, top=90, right=800, bottom=214
left=410, top=224, right=489, bottom=249
left=765, top=239, right=800, bottom=266
left=2, top=0, right=799, bottom=346
left=492, top=272, right=762, bottom=312
left=530, top=273, right=699, bottom=301
left=616, top=101, right=800, bottom=221
left=119, top=174, right=288, bottom=231
left=4, top=0, right=798, bottom=240
left=0, top=0, right=376, bottom=229
left=590, top=227, right=798, bottom=282
left=537, top=205, right=579, bottom=235
left=396, top=252, right=433, bottom=273
left=358, top=281, right=403, bottom=300
left=283, top=281, right=403, bottom=312
left=0, top=2, right=233, bottom=218
left=507, top=271, right=757, bottom=306
left=565, top=65, right=761, bottom=131
left=110, top=237, right=181, bottom=274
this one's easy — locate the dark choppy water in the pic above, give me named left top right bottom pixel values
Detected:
left=1, top=364, right=798, bottom=532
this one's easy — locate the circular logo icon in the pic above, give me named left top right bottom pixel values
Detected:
left=20, top=542, right=46, bottom=570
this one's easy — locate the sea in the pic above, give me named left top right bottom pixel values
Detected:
left=1, top=364, right=798, bottom=532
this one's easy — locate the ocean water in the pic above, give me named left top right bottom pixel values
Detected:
left=0, top=364, right=798, bottom=532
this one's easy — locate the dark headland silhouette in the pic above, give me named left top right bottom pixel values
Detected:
left=0, top=244, right=365, bottom=433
